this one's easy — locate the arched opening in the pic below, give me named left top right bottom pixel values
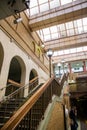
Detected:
left=29, top=69, right=38, bottom=91
left=5, top=56, right=26, bottom=97
left=0, top=43, right=4, bottom=74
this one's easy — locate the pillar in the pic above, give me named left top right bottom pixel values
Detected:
left=68, top=63, right=72, bottom=73
left=83, top=61, right=86, bottom=72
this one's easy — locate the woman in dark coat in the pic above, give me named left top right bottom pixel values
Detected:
left=69, top=106, right=78, bottom=130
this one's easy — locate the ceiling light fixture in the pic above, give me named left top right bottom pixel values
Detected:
left=14, top=17, right=22, bottom=24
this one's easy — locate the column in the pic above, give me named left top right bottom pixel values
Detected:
left=68, top=63, right=72, bottom=73
left=83, top=61, right=86, bottom=72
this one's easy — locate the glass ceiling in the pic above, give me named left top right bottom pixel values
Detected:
left=28, top=0, right=87, bottom=63
left=29, top=0, right=77, bottom=16
left=53, top=46, right=87, bottom=56
left=37, top=17, right=87, bottom=42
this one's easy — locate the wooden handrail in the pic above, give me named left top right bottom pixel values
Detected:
left=1, top=77, right=54, bottom=130
left=7, top=79, right=22, bottom=88
left=29, top=76, right=38, bottom=84
left=7, top=76, right=38, bottom=88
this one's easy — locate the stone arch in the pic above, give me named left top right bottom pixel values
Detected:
left=29, top=68, right=38, bottom=91
left=5, top=55, right=26, bottom=97
left=0, top=42, right=4, bottom=74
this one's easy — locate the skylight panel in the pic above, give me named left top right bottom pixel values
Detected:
left=29, top=0, right=78, bottom=16
left=77, top=47, right=83, bottom=52
left=30, top=0, right=38, bottom=8
left=50, top=0, right=60, bottom=9
left=58, top=50, right=64, bottom=55
left=50, top=26, right=57, bottom=33
left=40, top=3, right=49, bottom=12
left=53, top=51, right=58, bottom=56
left=59, top=24, right=66, bottom=31
left=76, top=19, right=82, bottom=27
left=51, top=33, right=58, bottom=39
left=44, top=35, right=51, bottom=41
left=36, top=17, right=87, bottom=42
left=30, top=7, right=39, bottom=15
left=38, top=0, right=48, bottom=4
left=83, top=46, right=87, bottom=51
left=64, top=49, right=70, bottom=54
left=43, top=28, right=50, bottom=35
left=61, top=0, right=72, bottom=5
left=66, top=21, right=73, bottom=29
left=70, top=48, right=76, bottom=53
left=78, top=27, right=83, bottom=34
left=83, top=18, right=87, bottom=26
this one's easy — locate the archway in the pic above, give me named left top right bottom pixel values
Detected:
left=29, top=69, right=38, bottom=91
left=5, top=56, right=26, bottom=97
left=0, top=43, right=4, bottom=74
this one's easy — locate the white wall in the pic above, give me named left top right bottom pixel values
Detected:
left=0, top=29, right=49, bottom=99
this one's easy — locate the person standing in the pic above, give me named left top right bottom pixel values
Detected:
left=69, top=106, right=78, bottom=130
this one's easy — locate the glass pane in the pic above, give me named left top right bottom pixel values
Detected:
left=74, top=20, right=78, bottom=27
left=61, top=0, right=72, bottom=5
left=77, top=47, right=82, bottom=52
left=30, top=7, right=39, bottom=15
left=39, top=0, right=48, bottom=4
left=53, top=51, right=58, bottom=56
left=78, top=27, right=83, bottom=34
left=60, top=31, right=66, bottom=37
left=50, top=26, right=57, bottom=33
left=60, top=24, right=66, bottom=31
left=66, top=21, right=73, bottom=29
left=83, top=18, right=87, bottom=26
left=44, top=35, right=51, bottom=41
left=75, top=28, right=78, bottom=34
left=43, top=28, right=50, bottom=35
left=59, top=50, right=64, bottom=55
left=50, top=0, right=60, bottom=9
left=84, top=26, right=87, bottom=32
left=69, top=29, right=74, bottom=35
left=70, top=48, right=76, bottom=53
left=77, top=19, right=82, bottom=27
left=83, top=46, right=87, bottom=51
left=67, top=30, right=70, bottom=36
left=64, top=49, right=70, bottom=54
left=30, top=0, right=38, bottom=8
left=51, top=33, right=58, bottom=39
left=40, top=3, right=49, bottom=12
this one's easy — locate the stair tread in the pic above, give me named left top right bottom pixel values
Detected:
left=0, top=111, right=13, bottom=113
left=0, top=116, right=10, bottom=118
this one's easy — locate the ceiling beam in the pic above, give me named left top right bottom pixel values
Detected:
left=44, top=33, right=87, bottom=51
left=29, top=0, right=87, bottom=31
left=52, top=51, right=87, bottom=64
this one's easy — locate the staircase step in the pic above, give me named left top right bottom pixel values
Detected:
left=0, top=123, right=4, bottom=128
left=0, top=111, right=13, bottom=116
left=0, top=116, right=10, bottom=123
left=0, top=107, right=17, bottom=111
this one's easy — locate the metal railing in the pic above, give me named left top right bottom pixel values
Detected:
left=0, top=77, right=39, bottom=103
left=0, top=74, right=67, bottom=130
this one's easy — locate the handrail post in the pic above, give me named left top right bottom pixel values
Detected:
left=63, top=104, right=67, bottom=130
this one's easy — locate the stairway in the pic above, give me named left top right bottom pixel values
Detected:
left=0, top=98, right=26, bottom=128
left=0, top=74, right=67, bottom=130
left=0, top=83, right=43, bottom=129
left=16, top=96, right=44, bottom=130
